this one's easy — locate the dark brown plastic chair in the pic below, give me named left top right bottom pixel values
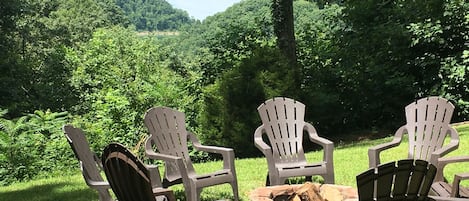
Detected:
left=431, top=155, right=469, bottom=199
left=144, top=106, right=239, bottom=201
left=368, top=97, right=459, bottom=181
left=102, top=143, right=175, bottom=201
left=357, top=159, right=437, bottom=201
left=63, top=125, right=113, bottom=201
left=254, top=97, right=335, bottom=186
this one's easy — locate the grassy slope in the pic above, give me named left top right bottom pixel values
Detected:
left=1, top=124, right=468, bottom=201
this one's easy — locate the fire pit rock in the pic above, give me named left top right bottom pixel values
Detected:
left=249, top=182, right=358, bottom=201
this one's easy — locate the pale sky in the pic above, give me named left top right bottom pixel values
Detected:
left=166, top=0, right=242, bottom=21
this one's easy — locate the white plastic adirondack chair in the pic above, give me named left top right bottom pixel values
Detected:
left=63, top=125, right=113, bottom=201
left=368, top=97, right=460, bottom=181
left=143, top=107, right=239, bottom=201
left=254, top=97, right=335, bottom=186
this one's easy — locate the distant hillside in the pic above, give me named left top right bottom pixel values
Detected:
left=115, top=0, right=193, bottom=31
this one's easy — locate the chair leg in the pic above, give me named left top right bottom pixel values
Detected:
left=323, top=174, right=335, bottom=184
left=305, top=176, right=312, bottom=182
left=185, top=189, right=195, bottom=201
left=231, top=181, right=239, bottom=201
left=97, top=189, right=113, bottom=201
left=194, top=189, right=202, bottom=201
left=155, top=189, right=176, bottom=201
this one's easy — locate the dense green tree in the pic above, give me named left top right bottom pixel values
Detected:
left=294, top=2, right=345, bottom=132
left=115, top=0, right=192, bottom=31
left=199, top=47, right=293, bottom=157
left=408, top=0, right=469, bottom=119
left=331, top=0, right=447, bottom=131
left=0, top=0, right=126, bottom=117
left=195, top=0, right=275, bottom=84
left=0, top=0, right=29, bottom=118
left=67, top=27, right=193, bottom=149
left=193, top=0, right=343, bottom=156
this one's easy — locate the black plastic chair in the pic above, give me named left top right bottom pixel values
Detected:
left=102, top=143, right=175, bottom=201
left=357, top=159, right=437, bottom=201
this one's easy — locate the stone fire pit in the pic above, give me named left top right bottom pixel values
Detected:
left=249, top=182, right=358, bottom=201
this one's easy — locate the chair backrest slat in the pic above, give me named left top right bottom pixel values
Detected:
left=376, top=162, right=395, bottom=200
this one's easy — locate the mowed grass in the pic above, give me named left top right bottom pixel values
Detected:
left=1, top=124, right=468, bottom=201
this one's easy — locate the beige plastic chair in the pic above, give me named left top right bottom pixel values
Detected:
left=357, top=159, right=437, bottom=201
left=143, top=106, right=239, bottom=201
left=63, top=125, right=113, bottom=201
left=102, top=143, right=176, bottom=201
left=431, top=155, right=469, bottom=199
left=254, top=97, right=335, bottom=186
left=368, top=97, right=460, bottom=176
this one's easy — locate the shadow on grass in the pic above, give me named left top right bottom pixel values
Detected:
left=0, top=182, right=98, bottom=201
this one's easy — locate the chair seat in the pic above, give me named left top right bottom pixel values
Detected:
left=276, top=162, right=327, bottom=177
left=432, top=182, right=469, bottom=198
left=194, top=169, right=234, bottom=187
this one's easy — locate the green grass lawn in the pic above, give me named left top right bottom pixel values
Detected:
left=1, top=124, right=468, bottom=201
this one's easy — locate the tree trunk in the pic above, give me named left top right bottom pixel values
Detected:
left=271, top=0, right=300, bottom=94
left=272, top=0, right=297, bottom=63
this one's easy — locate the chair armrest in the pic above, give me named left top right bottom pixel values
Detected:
left=146, top=164, right=163, bottom=189
left=431, top=127, right=459, bottom=166
left=254, top=126, right=272, bottom=155
left=254, top=125, right=275, bottom=174
left=79, top=161, right=110, bottom=189
left=145, top=147, right=183, bottom=163
left=144, top=135, right=185, bottom=162
left=304, top=123, right=333, bottom=146
left=145, top=136, right=186, bottom=163
left=188, top=131, right=232, bottom=153
left=368, top=125, right=406, bottom=168
left=434, top=155, right=469, bottom=182
left=304, top=123, right=334, bottom=164
left=87, top=180, right=111, bottom=189
left=187, top=131, right=236, bottom=170
left=451, top=173, right=469, bottom=197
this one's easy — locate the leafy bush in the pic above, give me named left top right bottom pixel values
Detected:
left=0, top=109, right=73, bottom=185
left=66, top=27, right=196, bottom=155
left=408, top=0, right=469, bottom=120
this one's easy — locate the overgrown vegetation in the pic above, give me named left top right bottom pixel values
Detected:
left=0, top=0, right=468, bottom=185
